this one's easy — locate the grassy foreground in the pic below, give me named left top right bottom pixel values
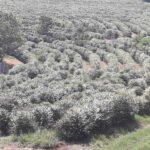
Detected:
left=92, top=127, right=150, bottom=150
left=1, top=115, right=150, bottom=150
left=91, top=115, right=150, bottom=150
left=13, top=130, right=59, bottom=148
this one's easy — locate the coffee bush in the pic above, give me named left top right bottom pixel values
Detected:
left=33, top=104, right=54, bottom=129
left=10, top=111, right=36, bottom=135
left=0, top=109, right=10, bottom=135
left=57, top=105, right=96, bottom=141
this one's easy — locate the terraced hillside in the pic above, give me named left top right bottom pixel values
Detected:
left=0, top=0, right=150, bottom=147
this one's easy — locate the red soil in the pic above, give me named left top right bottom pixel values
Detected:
left=0, top=145, right=83, bottom=150
left=3, top=58, right=23, bottom=66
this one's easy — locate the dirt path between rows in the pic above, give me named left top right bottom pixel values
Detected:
left=139, top=122, right=150, bottom=129
left=3, top=58, right=23, bottom=66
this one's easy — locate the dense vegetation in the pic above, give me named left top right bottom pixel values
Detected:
left=0, top=0, right=150, bottom=148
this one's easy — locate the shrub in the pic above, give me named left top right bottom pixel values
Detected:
left=38, top=16, right=53, bottom=35
left=112, top=93, right=138, bottom=125
left=145, top=73, right=150, bottom=86
left=26, top=35, right=41, bottom=44
left=103, top=53, right=118, bottom=65
left=64, top=49, right=75, bottom=62
left=143, top=58, right=150, bottom=73
left=10, top=48, right=30, bottom=63
left=10, top=111, right=36, bottom=135
left=114, top=21, right=131, bottom=37
left=105, top=29, right=119, bottom=39
left=0, top=95, right=16, bottom=111
left=69, top=62, right=79, bottom=74
left=4, top=76, right=16, bottom=88
left=144, top=87, right=150, bottom=101
left=30, top=88, right=55, bottom=104
left=0, top=48, right=3, bottom=62
left=57, top=106, right=96, bottom=141
left=138, top=98, right=150, bottom=115
left=139, top=88, right=150, bottom=114
left=0, top=109, right=10, bottom=135
left=132, top=51, right=149, bottom=65
left=116, top=37, right=132, bottom=51
left=9, top=64, right=26, bottom=75
left=26, top=63, right=43, bottom=79
left=74, top=53, right=82, bottom=67
left=127, top=23, right=141, bottom=34
left=128, top=78, right=147, bottom=90
left=56, top=97, right=97, bottom=141
left=33, top=104, right=54, bottom=129
left=88, top=68, right=102, bottom=80
left=134, top=87, right=143, bottom=96
left=100, top=72, right=123, bottom=84
left=35, top=52, right=47, bottom=63
left=114, top=49, right=134, bottom=64
left=51, top=96, right=80, bottom=121
left=58, top=60, right=69, bottom=71
left=89, top=53, right=100, bottom=69
left=57, top=92, right=137, bottom=140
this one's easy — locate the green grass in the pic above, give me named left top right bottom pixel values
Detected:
left=13, top=129, right=59, bottom=148
left=91, top=128, right=134, bottom=150
left=91, top=128, right=150, bottom=150
left=91, top=115, right=150, bottom=150
left=135, top=115, right=150, bottom=123
left=100, top=128, right=150, bottom=150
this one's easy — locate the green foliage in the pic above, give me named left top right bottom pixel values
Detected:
left=35, top=52, right=47, bottom=63
left=0, top=109, right=10, bottom=135
left=0, top=12, right=22, bottom=58
left=0, top=48, right=3, bottom=62
left=38, top=16, right=53, bottom=35
left=136, top=35, right=150, bottom=48
left=0, top=3, right=150, bottom=143
left=112, top=94, right=137, bottom=125
left=58, top=106, right=96, bottom=141
left=33, top=105, right=54, bottom=129
left=10, top=111, right=36, bottom=135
